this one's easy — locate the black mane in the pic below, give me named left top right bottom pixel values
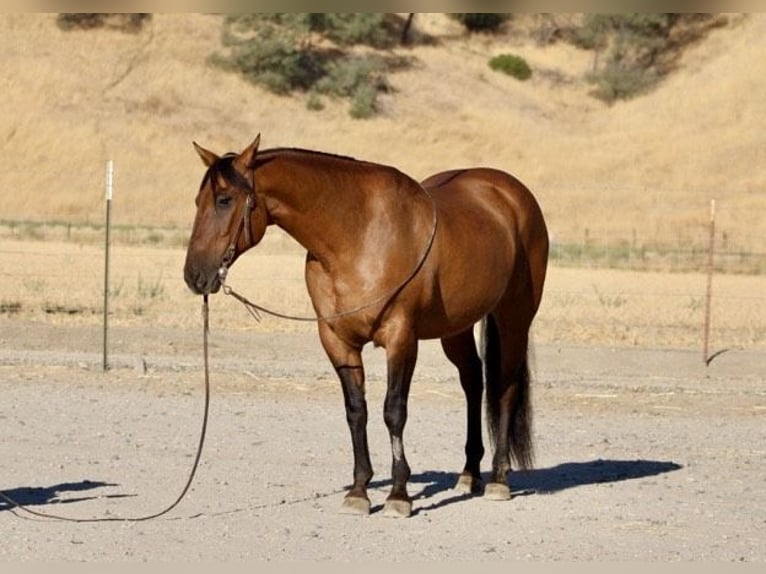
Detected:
left=201, top=153, right=250, bottom=193
left=259, top=147, right=359, bottom=163
left=200, top=147, right=364, bottom=193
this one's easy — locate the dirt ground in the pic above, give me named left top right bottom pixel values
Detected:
left=2, top=13, right=765, bottom=562
left=1, top=315, right=764, bottom=561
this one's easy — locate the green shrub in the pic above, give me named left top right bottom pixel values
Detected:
left=321, top=57, right=387, bottom=119
left=586, top=58, right=659, bottom=102
left=319, top=57, right=386, bottom=97
left=56, top=13, right=151, bottom=33
left=212, top=15, right=324, bottom=95
left=349, top=84, right=379, bottom=119
left=489, top=54, right=532, bottom=81
left=212, top=14, right=394, bottom=118
left=306, top=90, right=325, bottom=111
left=309, top=13, right=392, bottom=48
left=565, top=13, right=726, bottom=103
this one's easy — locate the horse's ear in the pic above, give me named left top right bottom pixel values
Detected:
left=193, top=142, right=219, bottom=167
left=237, top=133, right=261, bottom=169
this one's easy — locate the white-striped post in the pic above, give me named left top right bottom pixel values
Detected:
left=103, top=160, right=114, bottom=372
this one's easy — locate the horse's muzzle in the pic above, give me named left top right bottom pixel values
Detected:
left=184, top=266, right=221, bottom=295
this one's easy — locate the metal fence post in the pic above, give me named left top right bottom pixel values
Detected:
left=103, top=160, right=113, bottom=372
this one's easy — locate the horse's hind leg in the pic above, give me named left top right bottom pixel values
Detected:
left=441, top=327, right=485, bottom=494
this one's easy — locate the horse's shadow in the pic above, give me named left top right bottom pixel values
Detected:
left=2, top=460, right=683, bottom=517
left=368, top=459, right=683, bottom=515
left=0, top=480, right=128, bottom=512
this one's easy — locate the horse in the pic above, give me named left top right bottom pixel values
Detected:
left=183, top=135, right=549, bottom=518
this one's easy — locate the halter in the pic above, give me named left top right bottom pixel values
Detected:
left=218, top=163, right=257, bottom=283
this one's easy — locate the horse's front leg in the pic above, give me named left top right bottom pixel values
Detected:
left=337, top=363, right=374, bottom=515
left=382, top=330, right=418, bottom=518
left=318, top=324, right=373, bottom=515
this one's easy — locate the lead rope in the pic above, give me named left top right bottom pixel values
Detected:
left=219, top=188, right=439, bottom=323
left=0, top=295, right=212, bottom=522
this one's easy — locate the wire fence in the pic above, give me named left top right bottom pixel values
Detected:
left=2, top=219, right=765, bottom=275
left=549, top=230, right=766, bottom=275
left=1, top=226, right=765, bottom=355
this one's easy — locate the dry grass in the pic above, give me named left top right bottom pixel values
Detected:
left=1, top=14, right=764, bottom=351
left=1, top=13, right=764, bottom=254
left=1, top=236, right=764, bottom=351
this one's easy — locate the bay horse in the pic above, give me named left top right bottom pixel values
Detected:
left=184, top=135, right=549, bottom=518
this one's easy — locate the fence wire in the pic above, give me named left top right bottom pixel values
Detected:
left=1, top=227, right=764, bottom=353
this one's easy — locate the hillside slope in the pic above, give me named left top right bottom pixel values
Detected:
left=1, top=13, right=763, bottom=250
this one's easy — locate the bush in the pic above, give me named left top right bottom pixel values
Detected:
left=212, top=14, right=394, bottom=118
left=582, top=15, right=673, bottom=102
left=586, top=61, right=659, bottom=102
left=309, top=13, right=392, bottom=48
left=318, top=56, right=388, bottom=118
left=451, top=13, right=509, bottom=33
left=319, top=57, right=387, bottom=97
left=349, top=83, right=379, bottom=119
left=212, top=15, right=322, bottom=94
left=489, top=53, right=532, bottom=81
left=306, top=90, right=324, bottom=112
left=56, top=13, right=151, bottom=33
left=565, top=13, right=727, bottom=103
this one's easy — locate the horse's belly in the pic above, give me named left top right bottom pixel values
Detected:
left=415, top=269, right=509, bottom=340
left=415, top=310, right=487, bottom=340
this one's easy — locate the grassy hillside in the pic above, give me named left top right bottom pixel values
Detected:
left=1, top=13, right=763, bottom=255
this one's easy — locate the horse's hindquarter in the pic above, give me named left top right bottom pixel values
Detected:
left=413, top=168, right=548, bottom=339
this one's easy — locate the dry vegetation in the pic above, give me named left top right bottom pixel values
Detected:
left=1, top=234, right=764, bottom=351
left=1, top=13, right=764, bottom=350
left=1, top=14, right=764, bottom=244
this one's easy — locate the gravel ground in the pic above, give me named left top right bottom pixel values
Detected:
left=1, top=319, right=764, bottom=561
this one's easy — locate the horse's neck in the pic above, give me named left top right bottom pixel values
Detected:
left=259, top=154, right=374, bottom=263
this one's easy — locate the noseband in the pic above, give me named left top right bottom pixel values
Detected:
left=218, top=164, right=257, bottom=283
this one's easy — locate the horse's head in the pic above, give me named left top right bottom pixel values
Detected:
left=184, top=135, right=269, bottom=295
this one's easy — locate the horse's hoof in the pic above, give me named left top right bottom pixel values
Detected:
left=455, top=472, right=484, bottom=495
left=340, top=496, right=371, bottom=516
left=382, top=498, right=412, bottom=518
left=484, top=482, right=511, bottom=501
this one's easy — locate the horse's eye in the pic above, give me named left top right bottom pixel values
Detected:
left=216, top=195, right=233, bottom=209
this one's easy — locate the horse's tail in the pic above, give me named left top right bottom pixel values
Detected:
left=481, top=314, right=534, bottom=471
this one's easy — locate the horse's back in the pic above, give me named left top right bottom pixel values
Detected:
left=423, top=168, right=540, bottom=222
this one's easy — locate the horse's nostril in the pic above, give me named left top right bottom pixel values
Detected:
left=183, top=268, right=194, bottom=287
left=184, top=266, right=206, bottom=294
